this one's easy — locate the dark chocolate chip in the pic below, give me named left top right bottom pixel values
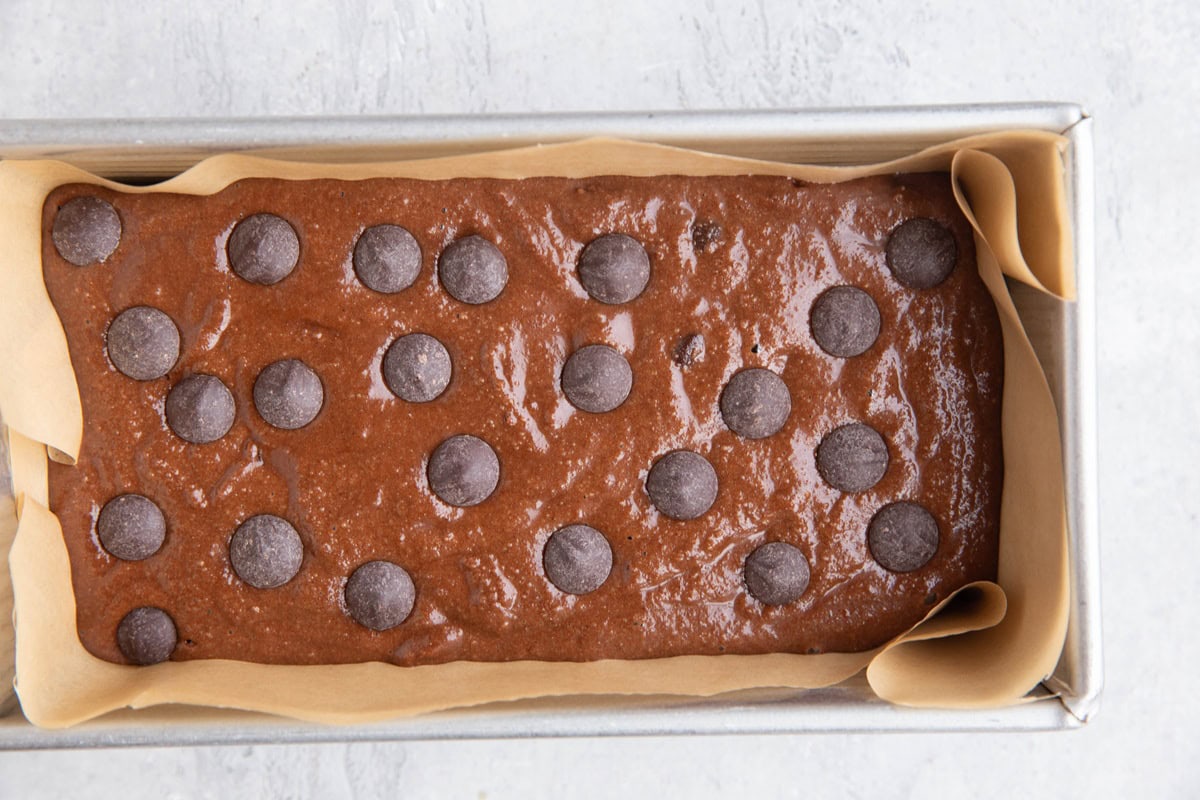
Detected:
left=52, top=196, right=121, bottom=266
left=645, top=450, right=718, bottom=520
left=353, top=224, right=421, bottom=294
left=98, top=494, right=166, bottom=561
left=719, top=368, right=792, bottom=439
left=816, top=423, right=889, bottom=492
left=383, top=333, right=452, bottom=403
left=867, top=501, right=939, bottom=573
left=230, top=514, right=304, bottom=589
left=744, top=542, right=811, bottom=606
left=543, top=524, right=613, bottom=595
left=253, top=359, right=324, bottom=430
left=165, top=374, right=236, bottom=444
left=437, top=235, right=508, bottom=304
left=227, top=213, right=300, bottom=285
left=577, top=233, right=650, bottom=304
left=427, top=434, right=500, bottom=507
left=106, top=306, right=180, bottom=381
left=673, top=333, right=705, bottom=367
left=344, top=560, right=416, bottom=631
left=560, top=345, right=632, bottom=413
left=116, top=607, right=177, bottom=665
left=810, top=286, right=882, bottom=358
left=885, top=217, right=958, bottom=289
left=691, top=219, right=723, bottom=253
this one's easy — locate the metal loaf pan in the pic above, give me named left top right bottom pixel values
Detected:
left=0, top=104, right=1099, bottom=746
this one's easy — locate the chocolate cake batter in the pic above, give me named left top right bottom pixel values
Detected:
left=41, top=172, right=1003, bottom=666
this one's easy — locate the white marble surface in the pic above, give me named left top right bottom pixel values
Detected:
left=1, top=0, right=1197, bottom=796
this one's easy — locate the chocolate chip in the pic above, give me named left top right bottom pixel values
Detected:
left=673, top=333, right=705, bottom=367
left=691, top=219, right=723, bottom=253
left=98, top=494, right=166, bottom=561
left=106, top=306, right=180, bottom=381
left=52, top=196, right=121, bottom=266
left=116, top=607, right=177, bottom=665
left=165, top=374, right=236, bottom=444
left=816, top=423, right=889, bottom=492
left=344, top=561, right=416, bottom=630
left=577, top=233, right=650, bottom=304
left=383, top=333, right=452, bottom=403
left=427, top=434, right=500, bottom=507
left=719, top=368, right=791, bottom=439
left=744, top=542, right=810, bottom=606
left=230, top=514, right=304, bottom=589
left=253, top=359, right=324, bottom=430
left=868, top=501, right=939, bottom=572
left=885, top=218, right=958, bottom=289
left=560, top=345, right=632, bottom=413
left=438, top=235, right=508, bottom=304
left=810, top=286, right=881, bottom=358
left=227, top=213, right=300, bottom=285
left=353, top=224, right=421, bottom=294
left=645, top=450, right=718, bottom=520
left=543, top=524, right=613, bottom=595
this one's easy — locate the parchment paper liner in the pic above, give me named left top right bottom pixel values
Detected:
left=0, top=134, right=1071, bottom=727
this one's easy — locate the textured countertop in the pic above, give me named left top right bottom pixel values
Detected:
left=1, top=0, right=1196, bottom=797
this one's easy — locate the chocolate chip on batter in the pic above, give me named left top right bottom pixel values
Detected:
left=253, top=358, right=324, bottom=430
left=885, top=217, right=958, bottom=289
left=427, top=434, right=500, bottom=507
left=645, top=450, right=718, bottom=520
left=97, top=494, right=166, bottom=561
left=816, top=423, right=889, bottom=492
left=867, top=501, right=940, bottom=573
left=744, top=542, right=811, bottom=606
left=227, top=213, right=300, bottom=285
left=344, top=560, right=417, bottom=631
left=116, top=607, right=177, bottom=665
left=673, top=333, right=705, bottom=367
left=105, top=306, right=180, bottom=381
left=543, top=524, right=613, bottom=595
left=383, top=333, right=452, bottom=403
left=810, top=286, right=881, bottom=358
left=52, top=196, right=121, bottom=266
left=230, top=514, right=304, bottom=589
left=165, top=374, right=236, bottom=444
left=437, top=235, right=508, bottom=304
left=560, top=344, right=632, bottom=413
left=353, top=224, right=422, bottom=294
left=719, top=368, right=792, bottom=439
left=691, top=219, right=723, bottom=253
left=577, top=233, right=650, bottom=304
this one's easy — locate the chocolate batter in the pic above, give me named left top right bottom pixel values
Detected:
left=41, top=172, right=1003, bottom=666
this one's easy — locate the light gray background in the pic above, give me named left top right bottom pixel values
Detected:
left=1, top=0, right=1196, bottom=797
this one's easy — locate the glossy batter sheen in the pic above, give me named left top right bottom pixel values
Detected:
left=41, top=173, right=1004, bottom=666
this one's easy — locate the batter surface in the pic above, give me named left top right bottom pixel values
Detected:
left=41, top=172, right=1003, bottom=666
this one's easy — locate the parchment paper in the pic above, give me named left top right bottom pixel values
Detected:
left=0, top=134, right=1071, bottom=727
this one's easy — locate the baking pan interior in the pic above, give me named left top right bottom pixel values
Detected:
left=0, top=105, right=1099, bottom=744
